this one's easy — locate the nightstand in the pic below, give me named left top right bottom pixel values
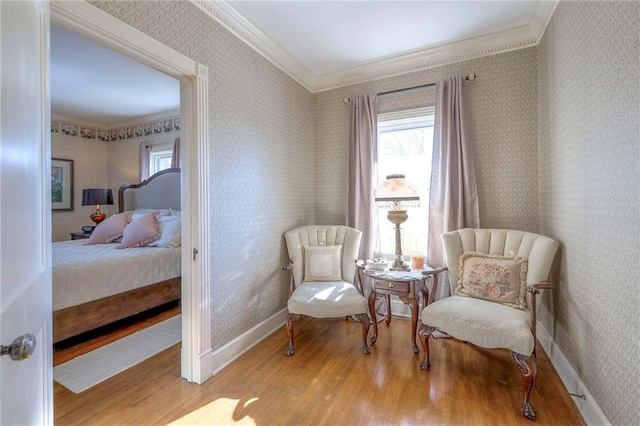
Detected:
left=69, top=232, right=91, bottom=240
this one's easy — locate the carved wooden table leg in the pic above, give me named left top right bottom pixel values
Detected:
left=408, top=296, right=419, bottom=354
left=368, top=290, right=378, bottom=344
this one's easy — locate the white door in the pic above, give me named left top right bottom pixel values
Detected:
left=0, top=0, right=53, bottom=424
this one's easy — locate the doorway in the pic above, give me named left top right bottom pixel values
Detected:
left=50, top=1, right=211, bottom=384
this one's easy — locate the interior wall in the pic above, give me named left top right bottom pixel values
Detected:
left=314, top=48, right=539, bottom=233
left=537, top=2, right=639, bottom=424
left=106, top=130, right=179, bottom=202
left=51, top=132, right=109, bottom=241
left=89, top=0, right=316, bottom=350
left=50, top=118, right=180, bottom=240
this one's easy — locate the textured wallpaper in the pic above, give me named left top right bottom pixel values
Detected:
left=537, top=2, right=639, bottom=424
left=107, top=131, right=179, bottom=200
left=51, top=133, right=110, bottom=241
left=85, top=6, right=640, bottom=422
left=315, top=48, right=539, bottom=233
left=51, top=116, right=181, bottom=241
left=90, top=0, right=316, bottom=350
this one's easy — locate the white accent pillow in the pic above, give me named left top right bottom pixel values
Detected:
left=147, top=215, right=181, bottom=248
left=455, top=252, right=528, bottom=309
left=304, top=245, right=342, bottom=282
left=132, top=208, right=171, bottom=221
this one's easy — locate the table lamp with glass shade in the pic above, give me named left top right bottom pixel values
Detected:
left=375, top=174, right=420, bottom=271
left=82, top=188, right=114, bottom=226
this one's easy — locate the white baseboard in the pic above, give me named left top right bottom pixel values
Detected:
left=536, top=321, right=610, bottom=426
left=198, top=308, right=288, bottom=380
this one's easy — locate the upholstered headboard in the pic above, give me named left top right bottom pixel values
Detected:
left=118, top=168, right=181, bottom=212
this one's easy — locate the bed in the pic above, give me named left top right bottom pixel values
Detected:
left=52, top=168, right=182, bottom=343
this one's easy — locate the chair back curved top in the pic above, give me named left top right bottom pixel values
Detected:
left=284, top=225, right=362, bottom=286
left=441, top=228, right=559, bottom=313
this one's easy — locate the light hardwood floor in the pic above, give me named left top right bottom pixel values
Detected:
left=54, top=313, right=585, bottom=425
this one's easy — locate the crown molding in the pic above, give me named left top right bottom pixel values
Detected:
left=51, top=108, right=180, bottom=131
left=191, top=0, right=558, bottom=93
left=51, top=114, right=106, bottom=130
left=190, top=0, right=314, bottom=91
left=529, top=0, right=559, bottom=41
left=312, top=26, right=537, bottom=92
left=108, top=108, right=181, bottom=129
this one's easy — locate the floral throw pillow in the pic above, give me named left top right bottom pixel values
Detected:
left=455, top=252, right=528, bottom=310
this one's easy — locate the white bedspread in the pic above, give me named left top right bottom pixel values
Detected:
left=53, top=240, right=181, bottom=311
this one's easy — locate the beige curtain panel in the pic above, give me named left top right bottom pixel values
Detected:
left=139, top=142, right=151, bottom=182
left=171, top=137, right=180, bottom=169
left=428, top=76, right=480, bottom=295
left=347, top=93, right=378, bottom=260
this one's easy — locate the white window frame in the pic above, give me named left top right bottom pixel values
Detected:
left=148, top=141, right=173, bottom=176
left=376, top=106, right=435, bottom=258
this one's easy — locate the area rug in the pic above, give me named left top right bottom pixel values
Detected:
left=54, top=315, right=181, bottom=393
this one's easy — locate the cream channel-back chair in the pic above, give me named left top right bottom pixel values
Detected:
left=283, top=225, right=371, bottom=356
left=419, top=229, right=559, bottom=420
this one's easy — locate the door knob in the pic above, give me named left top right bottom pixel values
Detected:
left=1, top=334, right=36, bottom=361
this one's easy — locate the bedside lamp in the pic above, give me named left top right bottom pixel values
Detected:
left=82, top=188, right=114, bottom=226
left=375, top=174, right=419, bottom=271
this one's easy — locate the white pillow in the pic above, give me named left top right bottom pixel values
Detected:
left=169, top=208, right=181, bottom=216
left=132, top=208, right=171, bottom=221
left=147, top=215, right=181, bottom=248
left=304, top=245, right=342, bottom=282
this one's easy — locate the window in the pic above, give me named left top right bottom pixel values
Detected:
left=377, top=107, right=434, bottom=257
left=149, top=147, right=173, bottom=176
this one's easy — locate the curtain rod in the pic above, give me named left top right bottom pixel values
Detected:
left=343, top=72, right=476, bottom=104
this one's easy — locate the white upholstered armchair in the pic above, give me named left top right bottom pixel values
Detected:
left=419, top=229, right=559, bottom=420
left=283, top=225, right=371, bottom=356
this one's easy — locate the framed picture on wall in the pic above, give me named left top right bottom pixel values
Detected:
left=51, top=158, right=74, bottom=210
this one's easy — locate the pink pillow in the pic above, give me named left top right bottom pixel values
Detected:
left=85, top=211, right=133, bottom=245
left=117, top=211, right=161, bottom=249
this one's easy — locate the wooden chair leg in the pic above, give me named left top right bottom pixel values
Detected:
left=512, top=351, right=538, bottom=420
left=354, top=313, right=372, bottom=354
left=418, top=324, right=436, bottom=370
left=285, top=314, right=300, bottom=356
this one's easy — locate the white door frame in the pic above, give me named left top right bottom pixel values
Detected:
left=50, top=1, right=212, bottom=384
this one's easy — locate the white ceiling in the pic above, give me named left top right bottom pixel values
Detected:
left=50, top=24, right=180, bottom=127
left=229, top=1, right=537, bottom=75
left=51, top=1, right=556, bottom=124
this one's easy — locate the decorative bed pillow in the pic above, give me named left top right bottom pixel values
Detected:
left=456, top=252, right=528, bottom=309
left=304, top=245, right=342, bottom=282
left=117, top=211, right=161, bottom=249
left=85, top=211, right=133, bottom=245
left=132, top=208, right=171, bottom=221
left=147, top=215, right=181, bottom=248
